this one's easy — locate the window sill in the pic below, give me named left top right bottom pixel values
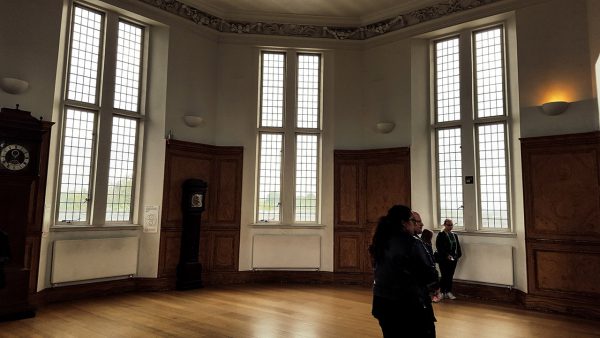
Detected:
left=50, top=224, right=142, bottom=232
left=249, top=223, right=326, bottom=229
left=433, top=229, right=516, bottom=238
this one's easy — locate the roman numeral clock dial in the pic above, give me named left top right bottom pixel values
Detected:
left=0, top=143, right=30, bottom=171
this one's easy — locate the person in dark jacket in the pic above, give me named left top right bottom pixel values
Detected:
left=435, top=219, right=462, bottom=300
left=370, top=205, right=438, bottom=338
left=421, top=228, right=442, bottom=303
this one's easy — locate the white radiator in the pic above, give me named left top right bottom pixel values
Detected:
left=51, top=237, right=139, bottom=284
left=252, top=235, right=321, bottom=270
left=453, top=243, right=514, bottom=286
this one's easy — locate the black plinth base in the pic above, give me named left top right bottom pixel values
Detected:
left=176, top=262, right=203, bottom=290
left=0, top=309, right=36, bottom=322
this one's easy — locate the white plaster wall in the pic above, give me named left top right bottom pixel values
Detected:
left=215, top=38, right=348, bottom=272
left=2, top=0, right=599, bottom=291
left=517, top=0, right=599, bottom=138
left=362, top=40, right=413, bottom=148
left=409, top=39, right=434, bottom=234
left=587, top=0, right=600, bottom=98
left=331, top=49, right=365, bottom=148
left=0, top=0, right=63, bottom=119
left=164, top=25, right=218, bottom=144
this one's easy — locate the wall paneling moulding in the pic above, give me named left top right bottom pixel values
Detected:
left=138, top=0, right=505, bottom=40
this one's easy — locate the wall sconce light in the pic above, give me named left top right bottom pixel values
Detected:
left=183, top=115, right=203, bottom=127
left=540, top=101, right=569, bottom=116
left=0, top=77, right=30, bottom=95
left=375, top=121, right=395, bottom=134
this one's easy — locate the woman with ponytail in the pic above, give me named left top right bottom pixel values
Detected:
left=370, top=205, right=438, bottom=338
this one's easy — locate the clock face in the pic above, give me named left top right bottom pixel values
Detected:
left=0, top=144, right=30, bottom=171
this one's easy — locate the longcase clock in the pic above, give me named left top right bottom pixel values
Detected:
left=0, top=106, right=53, bottom=320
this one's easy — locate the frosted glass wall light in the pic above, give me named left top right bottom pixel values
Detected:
left=375, top=121, right=395, bottom=134
left=541, top=101, right=569, bottom=116
left=0, top=77, right=30, bottom=95
left=183, top=115, right=204, bottom=127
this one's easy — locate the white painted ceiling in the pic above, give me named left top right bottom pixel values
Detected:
left=183, top=0, right=442, bottom=25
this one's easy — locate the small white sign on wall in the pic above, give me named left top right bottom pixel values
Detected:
left=143, top=205, right=160, bottom=233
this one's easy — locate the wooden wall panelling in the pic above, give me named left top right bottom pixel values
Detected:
left=521, top=132, right=600, bottom=319
left=333, top=148, right=411, bottom=280
left=159, top=140, right=243, bottom=278
left=199, top=229, right=210, bottom=271
left=525, top=148, right=600, bottom=240
left=362, top=229, right=374, bottom=272
left=213, top=156, right=243, bottom=227
left=335, top=161, right=361, bottom=226
left=27, top=122, right=53, bottom=293
left=210, top=231, right=240, bottom=271
left=365, top=159, right=411, bottom=225
left=162, top=142, right=213, bottom=228
left=334, top=232, right=363, bottom=272
left=527, top=241, right=600, bottom=298
left=522, top=132, right=600, bottom=241
left=158, top=230, right=181, bottom=278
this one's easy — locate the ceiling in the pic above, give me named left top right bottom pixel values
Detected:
left=182, top=0, right=442, bottom=25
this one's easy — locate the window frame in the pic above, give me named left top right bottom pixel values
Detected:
left=55, top=2, right=147, bottom=226
left=431, top=23, right=512, bottom=233
left=256, top=50, right=323, bottom=226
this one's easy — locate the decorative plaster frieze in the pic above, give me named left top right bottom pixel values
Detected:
left=138, top=0, right=503, bottom=40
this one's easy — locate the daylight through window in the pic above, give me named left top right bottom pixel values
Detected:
left=257, top=51, right=321, bottom=224
left=57, top=4, right=145, bottom=225
left=433, top=25, right=510, bottom=231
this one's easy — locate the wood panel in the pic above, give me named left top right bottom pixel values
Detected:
left=365, top=161, right=411, bottom=224
left=159, top=230, right=181, bottom=277
left=210, top=231, right=239, bottom=271
left=158, top=140, right=243, bottom=279
left=334, top=232, right=363, bottom=272
left=529, top=150, right=600, bottom=238
left=527, top=241, right=600, bottom=297
left=333, top=147, right=410, bottom=278
left=163, top=154, right=212, bottom=227
left=214, top=158, right=242, bottom=226
left=336, top=162, right=360, bottom=225
left=27, top=121, right=53, bottom=294
left=521, top=132, right=600, bottom=319
left=199, top=229, right=209, bottom=272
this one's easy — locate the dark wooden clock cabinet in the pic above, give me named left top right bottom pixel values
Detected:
left=0, top=106, right=53, bottom=319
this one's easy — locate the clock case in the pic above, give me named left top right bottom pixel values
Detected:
left=0, top=107, right=45, bottom=175
left=0, top=106, right=53, bottom=320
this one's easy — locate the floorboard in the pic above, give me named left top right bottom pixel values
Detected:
left=1, top=284, right=599, bottom=337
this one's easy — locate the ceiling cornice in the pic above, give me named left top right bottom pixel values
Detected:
left=137, top=0, right=505, bottom=41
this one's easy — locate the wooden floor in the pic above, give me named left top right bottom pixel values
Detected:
left=1, top=284, right=599, bottom=337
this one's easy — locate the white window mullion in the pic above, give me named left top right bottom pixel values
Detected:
left=91, top=12, right=119, bottom=226
left=281, top=51, right=297, bottom=224
left=459, top=30, right=477, bottom=231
